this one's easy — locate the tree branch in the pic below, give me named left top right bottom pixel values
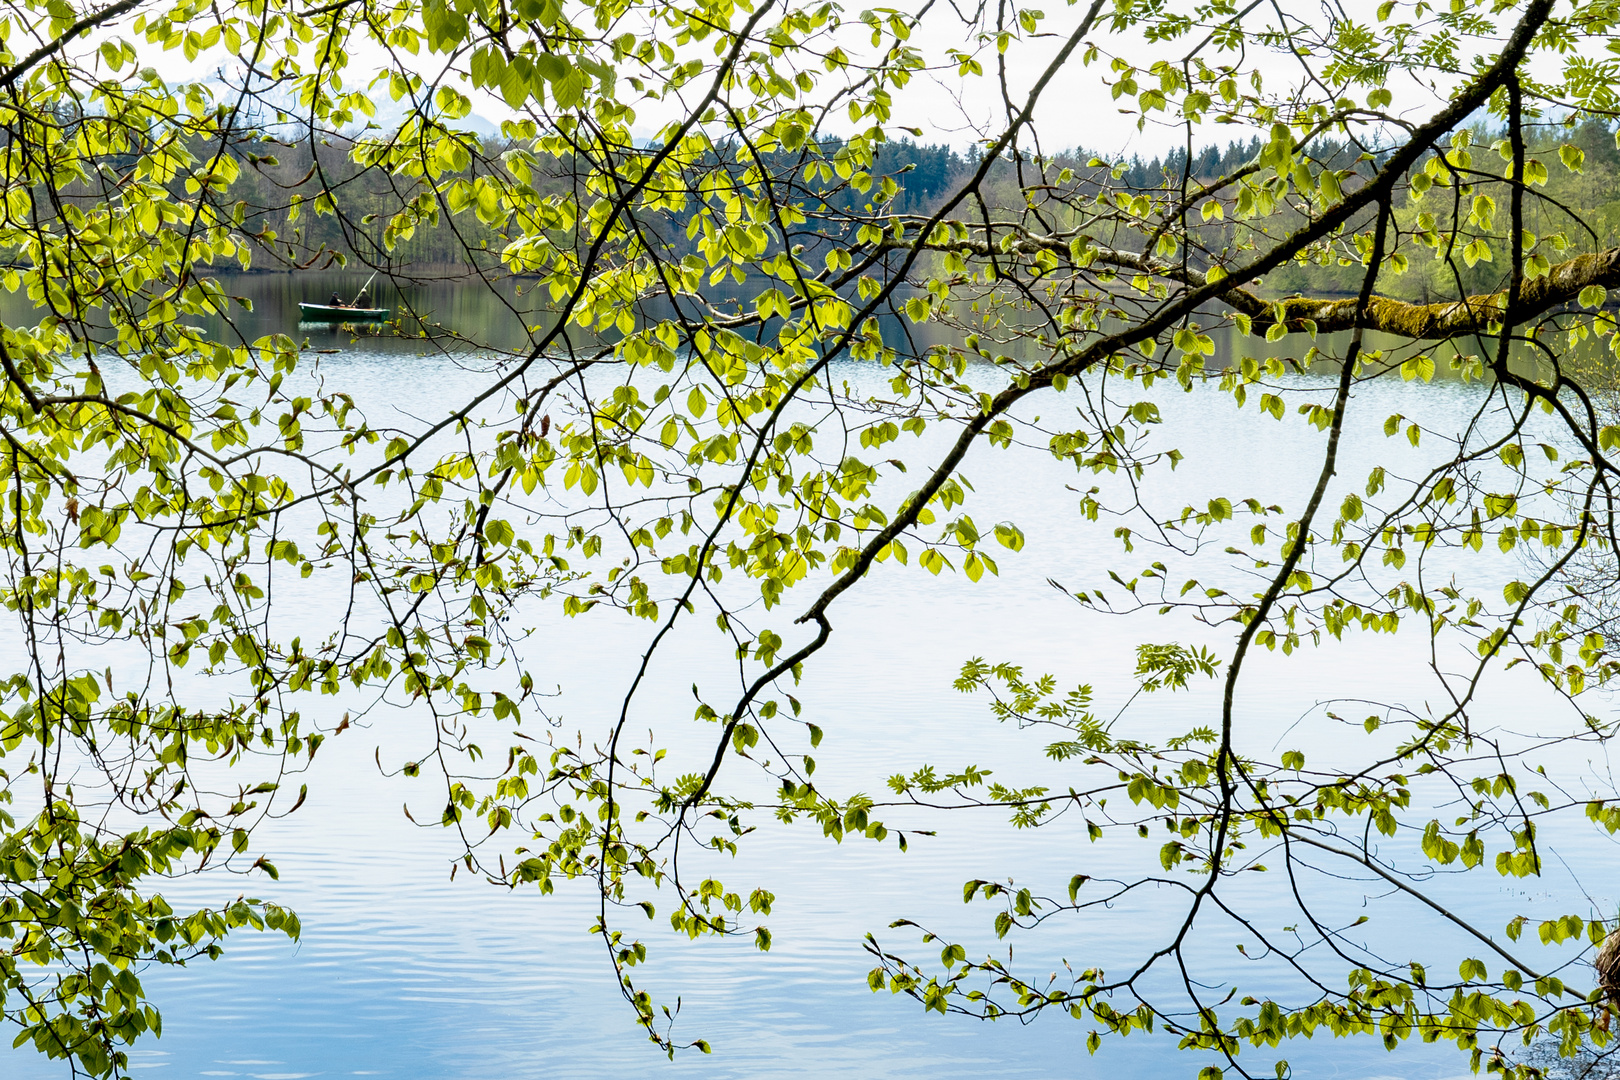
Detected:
left=0, top=0, right=143, bottom=90
left=892, top=230, right=1620, bottom=341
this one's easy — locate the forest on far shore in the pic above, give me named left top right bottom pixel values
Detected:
left=108, top=111, right=1620, bottom=308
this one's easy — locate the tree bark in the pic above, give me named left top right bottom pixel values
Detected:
left=895, top=230, right=1620, bottom=343
left=1217, top=247, right=1620, bottom=340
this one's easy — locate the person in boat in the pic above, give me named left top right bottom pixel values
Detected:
left=327, top=292, right=346, bottom=307
left=354, top=287, right=372, bottom=309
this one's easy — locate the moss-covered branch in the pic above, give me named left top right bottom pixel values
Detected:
left=1216, top=247, right=1620, bottom=339
left=892, top=221, right=1620, bottom=341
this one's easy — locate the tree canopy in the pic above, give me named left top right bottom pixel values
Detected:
left=10, top=0, right=1620, bottom=1076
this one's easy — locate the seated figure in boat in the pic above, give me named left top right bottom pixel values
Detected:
left=354, top=288, right=372, bottom=308
left=328, top=292, right=346, bottom=307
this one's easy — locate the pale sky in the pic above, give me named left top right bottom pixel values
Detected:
left=120, top=0, right=1596, bottom=159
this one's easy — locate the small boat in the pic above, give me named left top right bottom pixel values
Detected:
left=298, top=302, right=390, bottom=320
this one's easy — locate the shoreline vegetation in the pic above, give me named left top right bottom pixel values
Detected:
left=32, top=116, right=1620, bottom=307
left=25, top=127, right=1618, bottom=370
left=22, top=111, right=1620, bottom=387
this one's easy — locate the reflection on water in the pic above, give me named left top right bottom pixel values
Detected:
left=0, top=267, right=1590, bottom=383
left=0, top=270, right=561, bottom=357
left=211, top=271, right=553, bottom=356
left=0, top=276, right=1614, bottom=1080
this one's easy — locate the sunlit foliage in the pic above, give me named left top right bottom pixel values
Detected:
left=10, top=0, right=1620, bottom=1076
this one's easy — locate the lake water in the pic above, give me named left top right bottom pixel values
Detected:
left=2, top=275, right=1615, bottom=1080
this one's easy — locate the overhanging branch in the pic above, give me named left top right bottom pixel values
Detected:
left=1230, top=246, right=1620, bottom=339
left=892, top=229, right=1620, bottom=342
left=0, top=0, right=143, bottom=90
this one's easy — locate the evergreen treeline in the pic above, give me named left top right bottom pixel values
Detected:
left=43, top=110, right=1620, bottom=308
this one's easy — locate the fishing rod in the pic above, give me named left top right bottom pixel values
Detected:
left=353, top=269, right=379, bottom=306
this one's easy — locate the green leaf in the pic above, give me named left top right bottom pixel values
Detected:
left=1400, top=355, right=1434, bottom=382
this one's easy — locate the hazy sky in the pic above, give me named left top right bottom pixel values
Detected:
left=130, top=0, right=1574, bottom=160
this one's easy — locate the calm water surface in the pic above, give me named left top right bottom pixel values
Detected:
left=2, top=276, right=1614, bottom=1080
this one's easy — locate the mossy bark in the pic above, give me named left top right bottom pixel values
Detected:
left=908, top=228, right=1620, bottom=343
left=1228, top=247, right=1620, bottom=338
